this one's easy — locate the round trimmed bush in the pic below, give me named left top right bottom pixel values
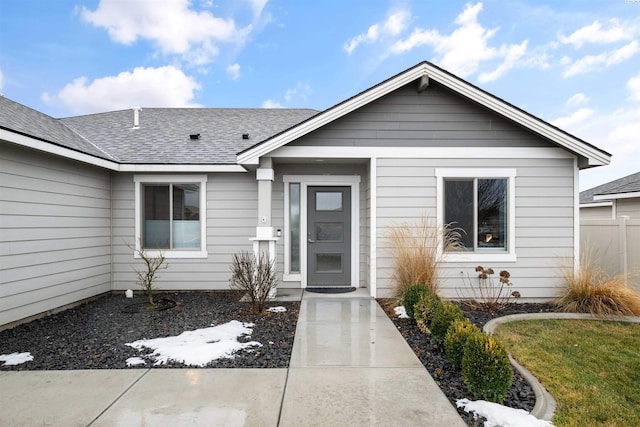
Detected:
left=429, top=301, right=464, bottom=346
left=462, top=331, right=513, bottom=403
left=444, top=319, right=480, bottom=369
left=414, top=291, right=442, bottom=333
left=403, top=284, right=429, bottom=319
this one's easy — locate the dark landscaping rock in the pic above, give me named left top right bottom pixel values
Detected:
left=0, top=291, right=299, bottom=370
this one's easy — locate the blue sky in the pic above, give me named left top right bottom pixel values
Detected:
left=1, top=0, right=639, bottom=190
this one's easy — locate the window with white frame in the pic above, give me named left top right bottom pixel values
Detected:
left=134, top=175, right=207, bottom=258
left=436, top=169, right=516, bottom=261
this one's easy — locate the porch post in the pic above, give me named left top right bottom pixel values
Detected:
left=251, top=157, right=278, bottom=297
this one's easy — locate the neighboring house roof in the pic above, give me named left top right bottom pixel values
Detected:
left=238, top=61, right=611, bottom=167
left=580, top=172, right=640, bottom=205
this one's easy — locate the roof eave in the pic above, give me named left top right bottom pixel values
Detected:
left=237, top=61, right=612, bottom=167
left=594, top=191, right=640, bottom=201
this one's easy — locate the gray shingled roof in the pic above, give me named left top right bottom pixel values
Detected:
left=0, top=96, right=116, bottom=161
left=59, top=107, right=318, bottom=164
left=580, top=172, right=640, bottom=204
left=1, top=95, right=318, bottom=164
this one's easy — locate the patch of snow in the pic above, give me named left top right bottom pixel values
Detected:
left=394, top=306, right=409, bottom=319
left=0, top=352, right=33, bottom=366
left=457, top=398, right=554, bottom=427
left=126, top=320, right=262, bottom=367
left=125, top=357, right=146, bottom=367
left=267, top=306, right=287, bottom=313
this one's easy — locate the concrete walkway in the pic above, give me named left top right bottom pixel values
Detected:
left=0, top=290, right=465, bottom=427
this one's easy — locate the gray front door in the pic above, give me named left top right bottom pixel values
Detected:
left=307, top=186, right=351, bottom=287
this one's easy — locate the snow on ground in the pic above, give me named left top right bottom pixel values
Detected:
left=267, top=306, right=287, bottom=312
left=126, top=320, right=262, bottom=367
left=125, top=357, right=146, bottom=367
left=0, top=352, right=33, bottom=366
left=394, top=306, right=409, bottom=319
left=457, top=399, right=554, bottom=427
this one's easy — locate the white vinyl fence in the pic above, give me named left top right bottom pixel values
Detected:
left=580, top=217, right=640, bottom=290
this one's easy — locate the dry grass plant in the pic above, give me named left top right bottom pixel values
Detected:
left=556, top=255, right=640, bottom=317
left=387, top=216, right=461, bottom=300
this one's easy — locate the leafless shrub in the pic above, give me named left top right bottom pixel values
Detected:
left=459, top=266, right=520, bottom=313
left=230, top=251, right=278, bottom=313
left=128, top=243, right=168, bottom=308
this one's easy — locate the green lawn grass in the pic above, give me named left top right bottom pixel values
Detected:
left=494, top=319, right=640, bottom=427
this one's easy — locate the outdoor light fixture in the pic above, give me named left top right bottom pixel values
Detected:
left=125, top=289, right=133, bottom=298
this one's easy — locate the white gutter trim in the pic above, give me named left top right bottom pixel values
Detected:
left=237, top=62, right=611, bottom=167
left=579, top=201, right=613, bottom=208
left=594, top=191, right=640, bottom=201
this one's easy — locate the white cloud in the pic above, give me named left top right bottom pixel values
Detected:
left=566, top=93, right=590, bottom=107
left=559, top=19, right=633, bottom=48
left=226, top=63, right=241, bottom=80
left=248, top=0, right=268, bottom=19
left=344, top=9, right=410, bottom=54
left=42, top=66, right=201, bottom=114
left=261, top=99, right=283, bottom=108
left=390, top=2, right=530, bottom=80
left=284, top=82, right=313, bottom=102
left=478, top=41, right=528, bottom=83
left=551, top=107, right=595, bottom=129
left=79, top=0, right=254, bottom=65
left=627, top=73, right=640, bottom=102
left=562, top=41, right=640, bottom=77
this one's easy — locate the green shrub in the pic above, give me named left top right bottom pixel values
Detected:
left=429, top=301, right=464, bottom=346
left=414, top=291, right=442, bottom=333
left=444, top=319, right=480, bottom=369
left=462, top=331, right=513, bottom=403
left=403, top=284, right=429, bottom=319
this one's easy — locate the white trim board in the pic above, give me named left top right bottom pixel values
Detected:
left=283, top=175, right=361, bottom=288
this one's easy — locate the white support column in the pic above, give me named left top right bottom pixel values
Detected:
left=252, top=157, right=278, bottom=298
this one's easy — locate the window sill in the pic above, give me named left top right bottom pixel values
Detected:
left=443, top=252, right=517, bottom=263
left=134, top=250, right=208, bottom=259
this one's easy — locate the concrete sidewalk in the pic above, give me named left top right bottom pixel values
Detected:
left=0, top=291, right=465, bottom=426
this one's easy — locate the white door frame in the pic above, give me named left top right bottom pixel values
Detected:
left=283, top=175, right=360, bottom=288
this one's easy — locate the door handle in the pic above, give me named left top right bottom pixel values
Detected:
left=308, top=238, right=316, bottom=243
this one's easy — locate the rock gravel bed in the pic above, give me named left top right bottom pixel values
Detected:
left=383, top=301, right=556, bottom=427
left=0, top=291, right=299, bottom=370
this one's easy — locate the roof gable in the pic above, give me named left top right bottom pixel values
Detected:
left=237, top=61, right=611, bottom=168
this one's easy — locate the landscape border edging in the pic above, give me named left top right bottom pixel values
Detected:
left=483, top=313, right=640, bottom=422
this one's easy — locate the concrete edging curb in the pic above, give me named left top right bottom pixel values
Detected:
left=483, top=313, right=640, bottom=422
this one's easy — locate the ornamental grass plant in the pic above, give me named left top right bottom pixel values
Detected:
left=386, top=216, right=461, bottom=300
left=556, top=256, right=640, bottom=317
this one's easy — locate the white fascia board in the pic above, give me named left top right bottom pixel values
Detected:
left=271, top=146, right=573, bottom=159
left=119, top=164, right=247, bottom=172
left=237, top=62, right=610, bottom=168
left=594, top=191, right=640, bottom=201
left=1, top=128, right=120, bottom=170
left=579, top=201, right=613, bottom=208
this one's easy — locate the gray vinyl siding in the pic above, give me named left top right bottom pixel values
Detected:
left=290, top=83, right=557, bottom=149
left=1, top=143, right=112, bottom=326
left=374, top=157, right=575, bottom=301
left=284, top=81, right=576, bottom=301
left=616, top=198, right=640, bottom=218
left=111, top=172, right=258, bottom=291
